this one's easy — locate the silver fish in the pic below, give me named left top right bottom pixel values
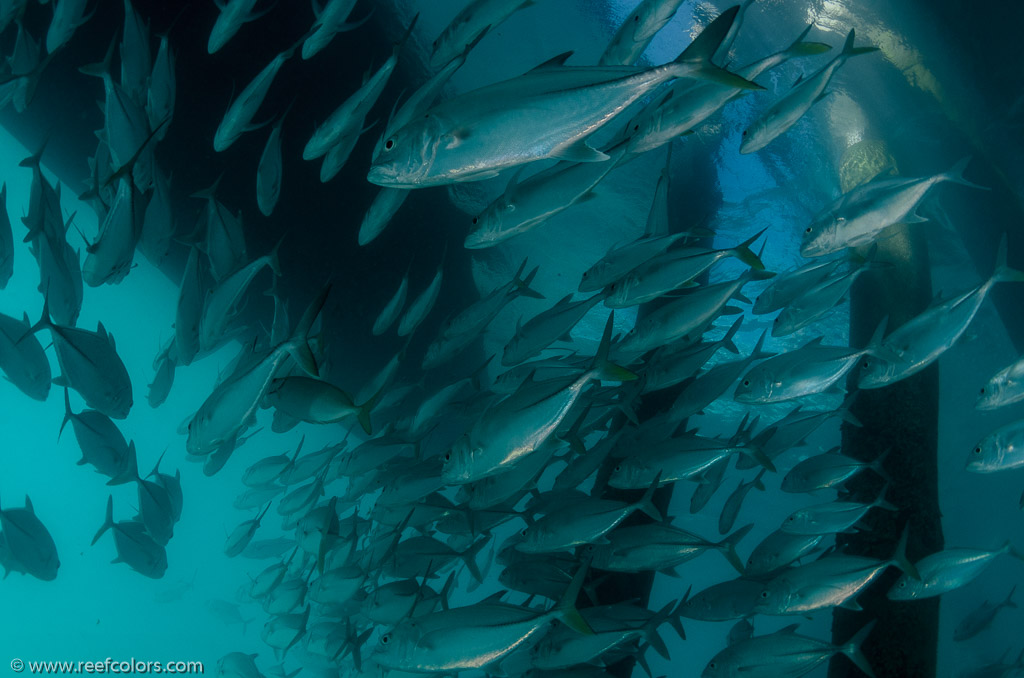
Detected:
left=0, top=494, right=60, bottom=581
left=31, top=299, right=133, bottom=419
left=740, top=29, right=878, bottom=154
left=0, top=311, right=50, bottom=401
left=801, top=157, right=987, bottom=257
left=954, top=586, right=1018, bottom=642
left=599, top=0, right=688, bottom=66
left=859, top=238, right=1024, bottom=389
left=702, top=622, right=876, bottom=677
left=208, top=0, right=266, bottom=54
left=370, top=7, right=759, bottom=187
left=888, top=543, right=1024, bottom=601
left=968, top=419, right=1024, bottom=473
left=976, top=357, right=1024, bottom=410
left=92, top=495, right=166, bottom=579
left=214, top=45, right=295, bottom=152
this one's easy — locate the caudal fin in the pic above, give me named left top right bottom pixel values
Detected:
left=989, top=234, right=1024, bottom=285
left=943, top=157, right=989, bottom=191
left=636, top=472, right=664, bottom=521
left=889, top=523, right=921, bottom=580
left=555, top=563, right=593, bottom=635
left=511, top=259, right=545, bottom=300
left=785, top=24, right=833, bottom=58
left=285, top=284, right=331, bottom=376
left=840, top=29, right=880, bottom=59
left=91, top=495, right=115, bottom=546
left=592, top=312, right=638, bottom=382
left=718, top=523, right=754, bottom=574
left=840, top=621, right=878, bottom=678
left=731, top=228, right=768, bottom=271
left=673, top=7, right=764, bottom=91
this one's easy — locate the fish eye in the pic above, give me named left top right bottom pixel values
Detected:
left=742, top=380, right=750, bottom=387
left=708, top=663, right=716, bottom=670
left=633, top=14, right=640, bottom=22
left=633, top=124, right=640, bottom=131
left=381, top=634, right=391, bottom=644
left=472, top=217, right=478, bottom=224
left=760, top=590, right=769, bottom=598
left=613, top=465, right=621, bottom=472
left=444, top=451, right=451, bottom=462
left=520, top=528, right=527, bottom=536
left=898, top=580, right=906, bottom=588
left=974, top=447, right=982, bottom=454
left=742, top=130, right=747, bottom=136
left=805, top=227, right=812, bottom=233
left=384, top=139, right=395, bottom=151
left=979, top=387, right=985, bottom=394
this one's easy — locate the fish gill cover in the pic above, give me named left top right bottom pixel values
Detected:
left=0, top=0, right=1022, bottom=677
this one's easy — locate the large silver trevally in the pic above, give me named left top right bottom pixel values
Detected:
left=801, top=157, right=988, bottom=257
left=781, top=447, right=887, bottom=493
left=739, top=29, right=878, bottom=154
left=701, top=622, right=876, bottom=678
left=752, top=257, right=843, bottom=315
left=502, top=292, right=603, bottom=366
left=599, top=0, right=688, bottom=66
left=198, top=239, right=282, bottom=352
left=624, top=23, right=831, bottom=157
left=518, top=477, right=661, bottom=553
left=579, top=232, right=691, bottom=293
left=30, top=296, right=133, bottom=419
left=373, top=566, right=590, bottom=673
left=208, top=0, right=267, bottom=54
left=422, top=261, right=543, bottom=369
left=0, top=494, right=60, bottom=581
left=954, top=586, right=1018, bottom=642
left=858, top=236, right=1024, bottom=389
left=428, top=0, right=536, bottom=71
left=92, top=495, right=167, bottom=579
left=82, top=176, right=142, bottom=287
left=616, top=269, right=766, bottom=356
left=753, top=527, right=917, bottom=616
left=0, top=310, right=50, bottom=401
left=442, top=314, right=635, bottom=485
left=61, top=389, right=136, bottom=485
left=604, top=230, right=765, bottom=308
left=45, top=0, right=91, bottom=55
left=304, top=17, right=415, bottom=161
left=214, top=43, right=296, bottom=152
left=888, top=543, right=1024, bottom=601
left=967, top=419, right=1024, bottom=473
left=186, top=286, right=328, bottom=456
left=369, top=6, right=760, bottom=188
left=976, top=357, right=1024, bottom=410
left=734, top=324, right=887, bottom=404
left=301, top=0, right=365, bottom=60
left=744, top=530, right=824, bottom=577
left=465, top=142, right=627, bottom=249
left=780, top=492, right=896, bottom=536
left=256, top=108, right=288, bottom=217
left=397, top=262, right=443, bottom=337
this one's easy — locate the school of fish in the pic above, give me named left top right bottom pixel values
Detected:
left=0, top=0, right=1021, bottom=677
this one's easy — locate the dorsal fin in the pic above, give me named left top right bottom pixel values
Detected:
left=528, top=50, right=574, bottom=72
